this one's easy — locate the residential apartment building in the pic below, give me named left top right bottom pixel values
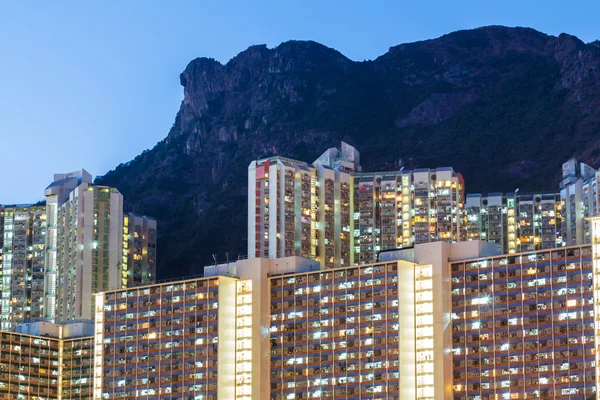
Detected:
left=91, top=224, right=600, bottom=399
left=465, top=158, right=600, bottom=255
left=466, top=192, right=562, bottom=254
left=248, top=142, right=465, bottom=268
left=123, top=213, right=157, bottom=287
left=0, top=204, right=47, bottom=331
left=267, top=243, right=462, bottom=400
left=38, top=169, right=158, bottom=323
left=94, top=276, right=225, bottom=399
left=0, top=170, right=158, bottom=327
left=54, top=179, right=125, bottom=322
left=560, top=157, right=600, bottom=246
left=450, top=244, right=595, bottom=399
left=248, top=155, right=354, bottom=269
left=44, top=169, right=92, bottom=321
left=93, top=270, right=258, bottom=399
left=354, top=167, right=465, bottom=263
left=0, top=320, right=93, bottom=400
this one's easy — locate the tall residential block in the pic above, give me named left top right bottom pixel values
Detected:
left=560, top=158, right=600, bottom=246
left=40, top=169, right=158, bottom=323
left=0, top=205, right=46, bottom=331
left=466, top=192, right=562, bottom=254
left=54, top=180, right=124, bottom=322
left=465, top=159, right=600, bottom=257
left=354, top=167, right=465, bottom=263
left=123, top=213, right=157, bottom=287
left=267, top=243, right=461, bottom=400
left=0, top=320, right=94, bottom=400
left=248, top=155, right=354, bottom=269
left=44, top=169, right=92, bottom=321
left=248, top=143, right=465, bottom=268
left=0, top=169, right=157, bottom=328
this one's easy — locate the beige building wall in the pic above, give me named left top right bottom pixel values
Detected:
left=205, top=256, right=320, bottom=400
left=249, top=156, right=352, bottom=269
left=217, top=277, right=237, bottom=398
left=44, top=169, right=91, bottom=321
left=397, top=259, right=417, bottom=398
left=56, top=183, right=124, bottom=321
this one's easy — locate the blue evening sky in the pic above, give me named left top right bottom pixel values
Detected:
left=1, top=1, right=598, bottom=203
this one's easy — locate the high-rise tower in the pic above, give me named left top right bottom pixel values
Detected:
left=0, top=204, right=47, bottom=330
left=248, top=143, right=465, bottom=267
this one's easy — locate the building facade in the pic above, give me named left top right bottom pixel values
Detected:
left=0, top=204, right=47, bottom=331
left=93, top=276, right=239, bottom=399
left=451, top=245, right=595, bottom=399
left=560, top=158, right=600, bottom=246
left=123, top=213, right=157, bottom=287
left=54, top=181, right=125, bottom=322
left=250, top=152, right=600, bottom=269
left=0, top=320, right=93, bottom=400
left=0, top=170, right=157, bottom=327
left=91, top=232, right=600, bottom=399
left=354, top=167, right=465, bottom=264
left=91, top=244, right=480, bottom=399
left=39, top=170, right=159, bottom=323
left=268, top=244, right=458, bottom=400
left=248, top=143, right=465, bottom=268
left=465, top=158, right=600, bottom=256
left=248, top=156, right=354, bottom=269
left=466, top=192, right=562, bottom=254
left=44, top=170, right=92, bottom=321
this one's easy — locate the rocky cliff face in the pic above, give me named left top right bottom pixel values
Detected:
left=97, top=26, right=600, bottom=279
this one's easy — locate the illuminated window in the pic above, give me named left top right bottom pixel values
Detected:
left=471, top=296, right=490, bottom=305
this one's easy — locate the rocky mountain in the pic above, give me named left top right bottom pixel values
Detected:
left=96, top=26, right=600, bottom=279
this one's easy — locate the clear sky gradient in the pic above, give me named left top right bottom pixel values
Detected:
left=1, top=1, right=599, bottom=204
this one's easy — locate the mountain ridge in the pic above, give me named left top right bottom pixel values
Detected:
left=96, top=26, right=600, bottom=279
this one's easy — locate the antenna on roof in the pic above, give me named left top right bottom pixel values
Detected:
left=212, top=254, right=217, bottom=266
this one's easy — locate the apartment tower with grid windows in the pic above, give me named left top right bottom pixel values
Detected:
left=465, top=158, right=600, bottom=256
left=354, top=167, right=465, bottom=263
left=450, top=244, right=595, bottom=399
left=560, top=158, right=600, bottom=246
left=40, top=169, right=158, bottom=323
left=92, top=242, right=497, bottom=399
left=44, top=170, right=92, bottom=321
left=0, top=170, right=157, bottom=328
left=0, top=320, right=94, bottom=399
left=0, top=204, right=47, bottom=331
left=53, top=179, right=125, bottom=322
left=248, top=150, right=356, bottom=269
left=123, top=213, right=157, bottom=287
left=465, top=192, right=563, bottom=254
left=248, top=142, right=465, bottom=268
